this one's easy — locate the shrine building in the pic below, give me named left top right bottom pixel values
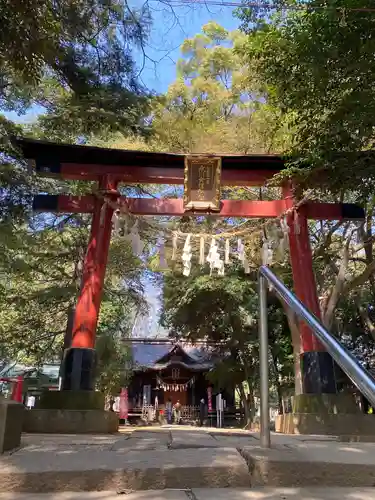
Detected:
left=128, top=342, right=235, bottom=416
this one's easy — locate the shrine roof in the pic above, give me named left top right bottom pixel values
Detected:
left=131, top=342, right=215, bottom=371
left=15, top=137, right=285, bottom=171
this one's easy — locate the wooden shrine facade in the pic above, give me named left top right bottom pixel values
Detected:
left=16, top=137, right=365, bottom=397
left=128, top=343, right=234, bottom=412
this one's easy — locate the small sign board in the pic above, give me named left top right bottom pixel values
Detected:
left=183, top=156, right=221, bottom=211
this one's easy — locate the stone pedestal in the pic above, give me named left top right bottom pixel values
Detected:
left=0, top=398, right=24, bottom=453
left=275, top=393, right=375, bottom=437
left=23, top=408, right=118, bottom=434
left=292, top=393, right=360, bottom=414
left=23, top=390, right=118, bottom=434
left=38, top=389, right=105, bottom=410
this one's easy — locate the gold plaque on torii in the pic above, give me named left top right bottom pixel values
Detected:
left=183, top=156, right=222, bottom=212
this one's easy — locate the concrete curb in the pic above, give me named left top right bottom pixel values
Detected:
left=0, top=465, right=251, bottom=493
left=239, top=448, right=375, bottom=487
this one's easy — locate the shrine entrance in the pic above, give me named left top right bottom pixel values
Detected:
left=164, top=390, right=187, bottom=406
left=17, top=138, right=365, bottom=398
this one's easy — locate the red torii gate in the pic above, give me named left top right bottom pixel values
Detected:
left=17, top=138, right=365, bottom=396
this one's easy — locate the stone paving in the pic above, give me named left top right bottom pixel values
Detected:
left=1, top=489, right=375, bottom=500
left=1, top=427, right=375, bottom=493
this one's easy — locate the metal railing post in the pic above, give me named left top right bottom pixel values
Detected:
left=259, top=265, right=375, bottom=409
left=258, top=274, right=271, bottom=448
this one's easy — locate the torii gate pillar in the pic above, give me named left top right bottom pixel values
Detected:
left=284, top=184, right=336, bottom=395
left=61, top=176, right=118, bottom=391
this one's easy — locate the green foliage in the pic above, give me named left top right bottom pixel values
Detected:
left=161, top=264, right=256, bottom=341
left=3, top=3, right=375, bottom=407
left=237, top=1, right=375, bottom=192
left=0, top=120, right=147, bottom=367
left=95, top=332, right=133, bottom=398
left=161, top=262, right=293, bottom=412
left=150, top=22, right=289, bottom=154
left=0, top=1, right=152, bottom=375
left=1, top=0, right=151, bottom=136
left=233, top=2, right=375, bottom=373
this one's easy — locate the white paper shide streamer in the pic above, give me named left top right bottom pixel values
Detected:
left=99, top=202, right=107, bottom=227
left=127, top=220, right=144, bottom=255
left=172, top=232, right=178, bottom=261
left=225, top=239, right=230, bottom=264
left=199, top=236, right=205, bottom=266
left=244, top=258, right=250, bottom=274
left=280, top=216, right=290, bottom=243
left=158, top=236, right=168, bottom=271
left=182, top=234, right=192, bottom=276
left=237, top=238, right=245, bottom=263
left=111, top=210, right=121, bottom=235
left=293, top=210, right=301, bottom=235
left=276, top=235, right=286, bottom=261
left=261, top=239, right=273, bottom=266
left=206, top=238, right=224, bottom=276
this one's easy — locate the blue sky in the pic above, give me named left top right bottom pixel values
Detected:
left=5, top=4, right=239, bottom=124
left=133, top=3, right=240, bottom=93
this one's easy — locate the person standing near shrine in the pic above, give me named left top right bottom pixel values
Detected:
left=199, top=398, right=206, bottom=427
left=173, top=400, right=182, bottom=424
left=166, top=398, right=173, bottom=424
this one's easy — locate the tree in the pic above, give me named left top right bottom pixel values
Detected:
left=237, top=0, right=375, bottom=193
left=95, top=300, right=136, bottom=398
left=1, top=0, right=150, bottom=136
left=235, top=2, right=375, bottom=375
left=0, top=117, right=148, bottom=366
left=160, top=256, right=293, bottom=422
left=0, top=1, right=153, bottom=371
left=0, top=200, right=147, bottom=365
left=149, top=22, right=289, bottom=155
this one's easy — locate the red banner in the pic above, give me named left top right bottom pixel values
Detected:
left=207, top=386, right=212, bottom=411
left=119, top=387, right=128, bottom=420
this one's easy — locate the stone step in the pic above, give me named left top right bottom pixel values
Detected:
left=0, top=447, right=250, bottom=493
left=0, top=488, right=374, bottom=500
left=2, top=431, right=375, bottom=493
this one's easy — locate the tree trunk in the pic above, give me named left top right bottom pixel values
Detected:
left=270, top=354, right=284, bottom=414
left=283, top=303, right=303, bottom=395
left=237, top=382, right=250, bottom=427
left=246, top=381, right=256, bottom=422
